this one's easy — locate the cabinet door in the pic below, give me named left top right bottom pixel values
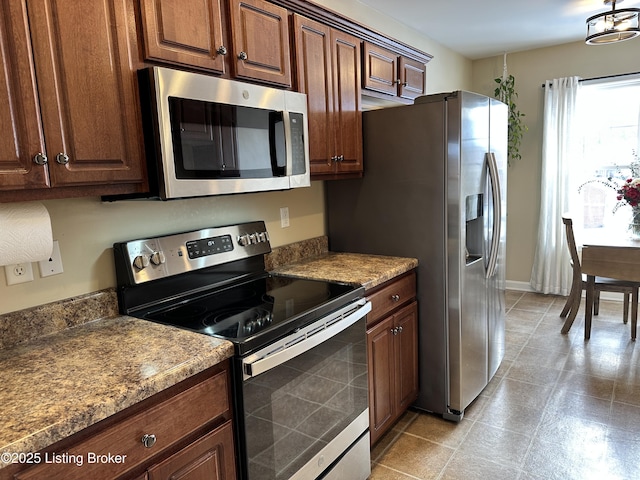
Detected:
left=27, top=0, right=144, bottom=188
left=362, top=42, right=397, bottom=96
left=229, top=0, right=291, bottom=87
left=367, top=315, right=395, bottom=445
left=394, top=302, right=419, bottom=411
left=147, top=421, right=236, bottom=480
left=331, top=30, right=362, bottom=174
left=0, top=1, right=48, bottom=190
left=399, top=57, right=426, bottom=100
left=139, top=0, right=227, bottom=74
left=293, top=14, right=335, bottom=176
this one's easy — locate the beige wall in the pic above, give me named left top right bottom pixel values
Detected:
left=471, top=40, right=640, bottom=286
left=0, top=1, right=471, bottom=315
left=1, top=185, right=326, bottom=314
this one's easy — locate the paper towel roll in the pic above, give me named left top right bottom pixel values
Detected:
left=0, top=202, right=53, bottom=266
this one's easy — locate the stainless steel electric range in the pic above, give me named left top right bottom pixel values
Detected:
left=114, top=221, right=371, bottom=480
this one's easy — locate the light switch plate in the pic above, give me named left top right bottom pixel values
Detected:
left=38, top=240, right=64, bottom=277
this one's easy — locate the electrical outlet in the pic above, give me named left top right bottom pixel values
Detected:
left=38, top=241, right=64, bottom=277
left=5, top=262, right=34, bottom=285
left=280, top=206, right=290, bottom=228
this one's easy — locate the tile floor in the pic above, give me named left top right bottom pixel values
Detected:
left=370, top=291, right=640, bottom=480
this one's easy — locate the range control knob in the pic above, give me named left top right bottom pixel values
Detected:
left=133, top=255, right=149, bottom=270
left=258, top=231, right=269, bottom=243
left=150, top=251, right=166, bottom=266
left=238, top=234, right=250, bottom=246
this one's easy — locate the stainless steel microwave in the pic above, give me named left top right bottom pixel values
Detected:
left=139, top=67, right=310, bottom=199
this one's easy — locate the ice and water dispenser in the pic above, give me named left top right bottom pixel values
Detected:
left=465, top=194, right=484, bottom=265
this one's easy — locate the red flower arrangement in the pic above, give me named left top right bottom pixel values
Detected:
left=617, top=178, right=640, bottom=208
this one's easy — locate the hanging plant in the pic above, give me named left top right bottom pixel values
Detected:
left=494, top=74, right=527, bottom=166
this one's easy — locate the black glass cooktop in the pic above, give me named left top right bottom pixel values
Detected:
left=141, top=274, right=360, bottom=355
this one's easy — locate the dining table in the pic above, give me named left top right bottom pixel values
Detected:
left=579, top=232, right=640, bottom=340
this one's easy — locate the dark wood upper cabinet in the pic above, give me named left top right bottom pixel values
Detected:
left=363, top=41, right=426, bottom=101
left=139, top=0, right=292, bottom=87
left=293, top=15, right=334, bottom=175
left=229, top=0, right=292, bottom=87
left=139, top=0, right=227, bottom=74
left=0, top=0, right=146, bottom=199
left=293, top=14, right=362, bottom=179
left=0, top=1, right=48, bottom=191
left=331, top=30, right=362, bottom=174
left=399, top=56, right=427, bottom=100
left=362, top=42, right=397, bottom=96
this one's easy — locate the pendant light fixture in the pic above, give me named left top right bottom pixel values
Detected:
left=586, top=0, right=640, bottom=44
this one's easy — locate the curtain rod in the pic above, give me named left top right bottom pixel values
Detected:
left=541, top=71, right=640, bottom=87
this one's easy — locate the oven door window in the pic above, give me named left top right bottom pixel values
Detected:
left=239, top=318, right=367, bottom=480
left=169, top=97, right=286, bottom=179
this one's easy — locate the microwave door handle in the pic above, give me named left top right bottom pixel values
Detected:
left=282, top=110, right=293, bottom=176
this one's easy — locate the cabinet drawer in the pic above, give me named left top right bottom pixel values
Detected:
left=16, top=370, right=229, bottom=480
left=147, top=420, right=236, bottom=480
left=367, top=271, right=416, bottom=324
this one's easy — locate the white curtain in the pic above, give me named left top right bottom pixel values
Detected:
left=530, top=77, right=581, bottom=295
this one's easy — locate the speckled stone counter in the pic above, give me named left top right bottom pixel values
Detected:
left=0, top=238, right=415, bottom=470
left=0, top=316, right=233, bottom=468
left=270, top=252, right=418, bottom=291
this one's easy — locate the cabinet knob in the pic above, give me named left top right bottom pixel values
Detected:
left=238, top=51, right=248, bottom=61
left=392, top=327, right=398, bottom=335
left=33, top=153, right=48, bottom=165
left=55, top=153, right=70, bottom=165
left=337, top=155, right=344, bottom=162
left=141, top=434, right=157, bottom=448
left=397, top=325, right=403, bottom=333
left=217, top=45, right=228, bottom=55
left=391, top=294, right=400, bottom=302
left=331, top=155, right=338, bottom=162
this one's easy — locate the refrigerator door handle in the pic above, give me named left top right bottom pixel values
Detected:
left=486, top=152, right=501, bottom=279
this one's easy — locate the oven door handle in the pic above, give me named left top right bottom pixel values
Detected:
left=242, top=299, right=371, bottom=380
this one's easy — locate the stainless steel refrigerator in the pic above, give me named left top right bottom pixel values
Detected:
left=326, top=91, right=507, bottom=421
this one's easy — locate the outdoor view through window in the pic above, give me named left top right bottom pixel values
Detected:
left=574, top=77, right=640, bottom=234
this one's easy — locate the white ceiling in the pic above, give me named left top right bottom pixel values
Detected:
left=357, top=0, right=640, bottom=59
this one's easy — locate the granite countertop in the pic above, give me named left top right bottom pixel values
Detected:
left=0, top=239, right=417, bottom=470
left=270, top=252, right=418, bottom=291
left=0, top=316, right=233, bottom=468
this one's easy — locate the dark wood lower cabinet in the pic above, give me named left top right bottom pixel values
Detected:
left=366, top=272, right=418, bottom=445
left=147, top=421, right=236, bottom=480
left=9, top=363, right=235, bottom=480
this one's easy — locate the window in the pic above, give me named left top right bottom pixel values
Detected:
left=572, top=77, right=640, bottom=234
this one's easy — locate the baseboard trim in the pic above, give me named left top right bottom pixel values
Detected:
left=506, top=280, right=625, bottom=302
left=506, top=280, right=535, bottom=292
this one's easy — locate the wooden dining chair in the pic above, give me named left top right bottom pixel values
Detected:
left=559, top=215, right=640, bottom=339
